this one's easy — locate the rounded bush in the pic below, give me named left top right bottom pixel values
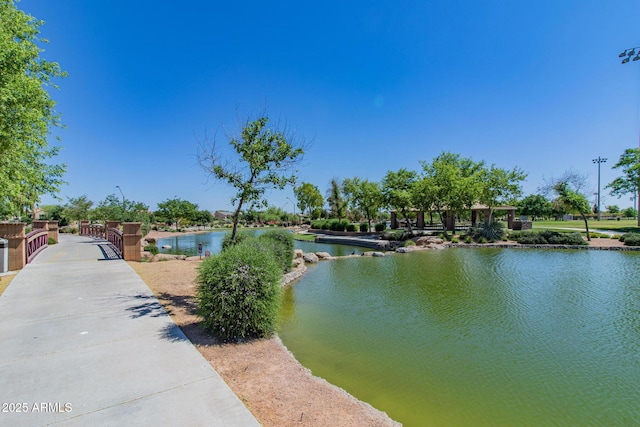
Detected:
left=622, top=233, right=640, bottom=246
left=144, top=244, right=159, bottom=255
left=346, top=223, right=356, bottom=232
left=375, top=222, right=386, bottom=232
left=221, top=230, right=253, bottom=251
left=359, top=223, right=369, bottom=232
left=47, top=237, right=57, bottom=245
left=197, top=242, right=282, bottom=341
left=258, top=229, right=294, bottom=273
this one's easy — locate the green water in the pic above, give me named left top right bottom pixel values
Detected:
left=278, top=248, right=640, bottom=426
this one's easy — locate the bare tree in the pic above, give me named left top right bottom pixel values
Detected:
left=198, top=115, right=306, bottom=242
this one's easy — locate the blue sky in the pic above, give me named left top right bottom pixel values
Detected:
left=25, top=0, right=640, bottom=212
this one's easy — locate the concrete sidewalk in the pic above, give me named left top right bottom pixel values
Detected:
left=0, top=234, right=259, bottom=426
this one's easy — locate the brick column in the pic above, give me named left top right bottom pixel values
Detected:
left=123, top=222, right=142, bottom=262
left=32, top=220, right=50, bottom=233
left=445, top=211, right=456, bottom=231
left=0, top=222, right=26, bottom=271
left=47, top=221, right=59, bottom=243
left=507, top=210, right=515, bottom=229
left=79, top=220, right=89, bottom=235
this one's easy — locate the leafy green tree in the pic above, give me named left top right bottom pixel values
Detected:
left=198, top=116, right=305, bottom=242
left=343, top=177, right=383, bottom=231
left=606, top=205, right=620, bottom=214
left=517, top=194, right=552, bottom=220
left=326, top=178, right=346, bottom=220
left=294, top=182, right=324, bottom=218
left=92, top=194, right=150, bottom=223
left=0, top=1, right=67, bottom=216
left=194, top=210, right=213, bottom=229
left=63, top=195, right=93, bottom=222
left=41, top=204, right=68, bottom=226
left=553, top=181, right=591, bottom=241
left=622, top=207, right=638, bottom=219
left=156, top=197, right=198, bottom=230
left=606, top=148, right=640, bottom=226
left=478, top=165, right=526, bottom=223
left=419, top=152, right=482, bottom=233
left=382, top=168, right=418, bottom=233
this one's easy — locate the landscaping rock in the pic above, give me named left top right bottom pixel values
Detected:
left=294, top=249, right=304, bottom=259
left=372, top=251, right=386, bottom=257
left=303, top=253, right=319, bottom=263
left=396, top=247, right=412, bottom=253
left=315, top=252, right=332, bottom=259
left=416, top=236, right=444, bottom=246
left=292, top=258, right=304, bottom=267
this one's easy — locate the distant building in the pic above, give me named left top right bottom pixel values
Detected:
left=213, top=210, right=233, bottom=220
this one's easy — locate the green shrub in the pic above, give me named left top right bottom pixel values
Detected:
left=464, top=236, right=473, bottom=244
left=514, top=230, right=586, bottom=245
left=144, top=244, right=159, bottom=255
left=403, top=239, right=416, bottom=247
left=621, top=233, right=640, bottom=246
left=477, top=237, right=488, bottom=244
left=321, top=221, right=330, bottom=230
left=257, top=229, right=294, bottom=273
left=375, top=222, right=386, bottom=232
left=346, top=223, right=356, bottom=232
left=311, top=220, right=326, bottom=229
left=197, top=242, right=282, bottom=342
left=359, top=223, right=369, bottom=232
left=221, top=231, right=254, bottom=251
left=469, top=221, right=506, bottom=242
left=451, top=237, right=459, bottom=243
left=47, top=237, right=56, bottom=245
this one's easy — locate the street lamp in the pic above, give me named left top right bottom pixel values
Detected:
left=115, top=185, right=125, bottom=208
left=619, top=47, right=640, bottom=225
left=592, top=157, right=607, bottom=220
left=286, top=197, right=297, bottom=225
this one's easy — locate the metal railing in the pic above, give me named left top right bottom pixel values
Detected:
left=25, top=228, right=48, bottom=264
left=107, top=227, right=123, bottom=258
left=80, top=224, right=104, bottom=238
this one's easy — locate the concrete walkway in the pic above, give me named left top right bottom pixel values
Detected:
left=0, top=234, right=259, bottom=426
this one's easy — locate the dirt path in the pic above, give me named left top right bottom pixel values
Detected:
left=129, top=260, right=399, bottom=427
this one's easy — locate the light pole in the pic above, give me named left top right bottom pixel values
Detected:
left=286, top=197, right=297, bottom=225
left=592, top=157, right=607, bottom=220
left=116, top=185, right=125, bottom=209
left=619, top=46, right=640, bottom=225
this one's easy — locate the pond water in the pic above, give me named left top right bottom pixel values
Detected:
left=156, top=230, right=366, bottom=257
left=278, top=248, right=640, bottom=426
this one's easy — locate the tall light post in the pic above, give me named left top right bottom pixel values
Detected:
left=286, top=197, right=297, bottom=225
left=619, top=46, right=640, bottom=225
left=592, top=157, right=607, bottom=220
left=116, top=185, right=125, bottom=209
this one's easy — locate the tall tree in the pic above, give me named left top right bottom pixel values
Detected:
left=517, top=194, right=552, bottom=221
left=382, top=168, right=418, bottom=232
left=326, top=178, right=346, bottom=220
left=63, top=195, right=93, bottom=222
left=553, top=181, right=591, bottom=241
left=156, top=197, right=199, bottom=230
left=92, top=194, right=150, bottom=223
left=198, top=116, right=305, bottom=241
left=343, top=177, right=383, bottom=231
left=478, top=165, right=527, bottom=223
left=606, top=148, right=640, bottom=226
left=420, top=152, right=482, bottom=234
left=0, top=1, right=67, bottom=216
left=294, top=182, right=324, bottom=218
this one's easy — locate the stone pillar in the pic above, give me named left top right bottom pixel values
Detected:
left=390, top=211, right=398, bottom=229
left=79, top=220, right=89, bottom=236
left=123, top=222, right=142, bottom=262
left=484, top=210, right=491, bottom=223
left=507, top=210, right=515, bottom=230
left=47, top=221, right=59, bottom=243
left=32, top=220, right=50, bottom=233
left=417, top=211, right=425, bottom=229
left=0, top=222, right=26, bottom=271
left=471, top=210, right=477, bottom=227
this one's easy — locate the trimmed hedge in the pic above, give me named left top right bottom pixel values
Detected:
left=375, top=222, right=386, bottom=232
left=359, top=223, right=369, bottom=232
left=511, top=230, right=586, bottom=245
left=197, top=242, right=282, bottom=341
left=621, top=233, right=640, bottom=246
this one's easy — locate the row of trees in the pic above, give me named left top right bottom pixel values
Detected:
left=293, top=152, right=527, bottom=232
left=293, top=148, right=640, bottom=230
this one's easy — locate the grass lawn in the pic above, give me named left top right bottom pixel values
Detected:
left=532, top=219, right=640, bottom=234
left=292, top=233, right=317, bottom=242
